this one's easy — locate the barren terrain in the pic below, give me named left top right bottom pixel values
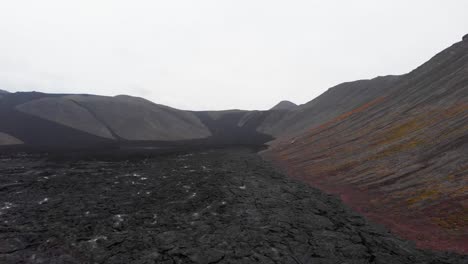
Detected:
left=0, top=149, right=466, bottom=263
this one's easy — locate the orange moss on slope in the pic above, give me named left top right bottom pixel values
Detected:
left=369, top=138, right=426, bottom=161
left=305, top=96, right=387, bottom=137
left=432, top=209, right=468, bottom=230
left=374, top=118, right=426, bottom=146
left=407, top=188, right=441, bottom=206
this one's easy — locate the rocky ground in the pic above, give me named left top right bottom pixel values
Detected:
left=0, top=148, right=466, bottom=264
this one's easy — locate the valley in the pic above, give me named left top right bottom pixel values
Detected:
left=0, top=35, right=467, bottom=261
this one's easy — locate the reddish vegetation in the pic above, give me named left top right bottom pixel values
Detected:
left=272, top=162, right=468, bottom=253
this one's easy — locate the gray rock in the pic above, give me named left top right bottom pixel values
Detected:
left=188, top=249, right=225, bottom=264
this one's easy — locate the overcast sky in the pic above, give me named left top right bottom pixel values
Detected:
left=0, top=1, right=467, bottom=110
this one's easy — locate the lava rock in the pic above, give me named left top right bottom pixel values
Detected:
left=0, top=148, right=466, bottom=263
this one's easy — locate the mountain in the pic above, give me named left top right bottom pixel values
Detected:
left=0, top=93, right=211, bottom=148
left=0, top=80, right=404, bottom=148
left=270, top=100, right=297, bottom=111
left=264, top=36, right=468, bottom=252
left=0, top=93, right=274, bottom=148
left=58, top=94, right=211, bottom=141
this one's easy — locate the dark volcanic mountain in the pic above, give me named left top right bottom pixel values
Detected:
left=0, top=35, right=466, bottom=254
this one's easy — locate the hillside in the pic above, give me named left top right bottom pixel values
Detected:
left=264, top=37, right=468, bottom=253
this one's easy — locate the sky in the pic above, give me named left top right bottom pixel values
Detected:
left=0, top=1, right=467, bottom=110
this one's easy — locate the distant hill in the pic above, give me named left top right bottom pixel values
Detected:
left=270, top=100, right=297, bottom=111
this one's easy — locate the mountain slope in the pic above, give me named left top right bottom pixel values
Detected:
left=264, top=38, right=468, bottom=253
left=258, top=75, right=402, bottom=136
left=63, top=94, right=211, bottom=141
left=0, top=93, right=212, bottom=147
left=0, top=92, right=115, bottom=148
left=16, top=97, right=115, bottom=139
left=0, top=132, right=23, bottom=145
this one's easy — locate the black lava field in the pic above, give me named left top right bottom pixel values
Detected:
left=0, top=148, right=466, bottom=264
